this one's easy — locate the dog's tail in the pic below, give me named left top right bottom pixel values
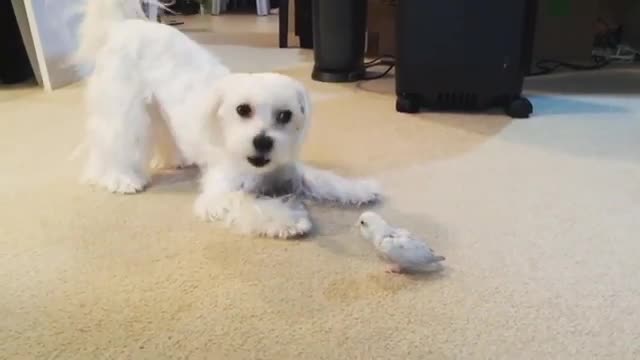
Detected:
left=74, top=0, right=157, bottom=65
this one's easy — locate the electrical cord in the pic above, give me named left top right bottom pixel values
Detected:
left=528, top=16, right=620, bottom=76
left=528, top=56, right=611, bottom=76
left=362, top=55, right=395, bottom=80
left=365, top=54, right=394, bottom=66
left=362, top=52, right=613, bottom=80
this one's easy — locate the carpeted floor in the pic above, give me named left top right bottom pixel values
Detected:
left=2, top=15, right=640, bottom=360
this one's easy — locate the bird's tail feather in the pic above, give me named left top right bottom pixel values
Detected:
left=426, top=255, right=446, bottom=265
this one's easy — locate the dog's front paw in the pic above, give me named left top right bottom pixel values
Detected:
left=260, top=214, right=312, bottom=239
left=349, top=179, right=382, bottom=206
left=194, top=195, right=227, bottom=221
left=84, top=173, right=148, bottom=194
left=194, top=192, right=312, bottom=239
left=249, top=197, right=312, bottom=239
left=150, top=153, right=193, bottom=170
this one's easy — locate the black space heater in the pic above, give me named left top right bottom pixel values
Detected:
left=311, top=0, right=367, bottom=82
left=395, top=0, right=538, bottom=118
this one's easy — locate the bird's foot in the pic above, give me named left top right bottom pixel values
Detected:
left=385, top=264, right=404, bottom=274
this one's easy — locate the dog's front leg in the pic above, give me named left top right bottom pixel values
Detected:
left=299, top=165, right=382, bottom=206
left=194, top=171, right=312, bottom=238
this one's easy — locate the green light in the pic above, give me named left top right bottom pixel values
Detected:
left=549, top=0, right=571, bottom=16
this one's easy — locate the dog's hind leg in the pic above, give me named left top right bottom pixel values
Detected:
left=82, top=66, right=152, bottom=194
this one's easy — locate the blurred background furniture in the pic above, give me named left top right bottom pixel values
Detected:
left=167, top=0, right=201, bottom=14
left=9, top=0, right=87, bottom=91
left=0, top=0, right=33, bottom=84
left=210, top=0, right=271, bottom=16
left=279, top=0, right=289, bottom=47
left=157, top=0, right=186, bottom=25
left=295, top=0, right=312, bottom=48
left=278, top=0, right=312, bottom=48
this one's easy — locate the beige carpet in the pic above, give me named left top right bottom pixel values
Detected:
left=2, top=19, right=640, bottom=359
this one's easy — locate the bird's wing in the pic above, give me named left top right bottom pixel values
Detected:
left=379, top=233, right=434, bottom=268
left=382, top=227, right=413, bottom=240
left=389, top=227, right=438, bottom=252
left=392, top=228, right=411, bottom=237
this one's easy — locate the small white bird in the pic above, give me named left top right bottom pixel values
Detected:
left=357, top=211, right=445, bottom=274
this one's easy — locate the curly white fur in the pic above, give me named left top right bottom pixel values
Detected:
left=77, top=0, right=381, bottom=238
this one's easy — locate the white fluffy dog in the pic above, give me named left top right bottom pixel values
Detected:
left=77, top=0, right=381, bottom=238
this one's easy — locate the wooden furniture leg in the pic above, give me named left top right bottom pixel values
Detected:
left=279, top=0, right=289, bottom=47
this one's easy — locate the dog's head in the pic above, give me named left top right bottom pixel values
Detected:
left=208, top=73, right=311, bottom=174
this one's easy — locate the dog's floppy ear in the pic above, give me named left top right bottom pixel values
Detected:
left=198, top=81, right=227, bottom=145
left=205, top=82, right=226, bottom=120
left=294, top=81, right=312, bottom=121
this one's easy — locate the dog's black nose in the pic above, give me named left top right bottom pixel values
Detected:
left=253, top=134, right=274, bottom=153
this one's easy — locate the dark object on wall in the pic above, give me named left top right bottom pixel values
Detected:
left=311, top=0, right=367, bottom=82
left=0, top=1, right=34, bottom=84
left=533, top=0, right=598, bottom=62
left=395, top=0, right=537, bottom=118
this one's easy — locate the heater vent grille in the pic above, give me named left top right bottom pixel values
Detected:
left=436, top=92, right=479, bottom=109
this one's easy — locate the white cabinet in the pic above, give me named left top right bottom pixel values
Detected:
left=11, top=0, right=89, bottom=91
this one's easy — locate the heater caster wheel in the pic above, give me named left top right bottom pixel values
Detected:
left=396, top=95, right=420, bottom=113
left=506, top=97, right=533, bottom=119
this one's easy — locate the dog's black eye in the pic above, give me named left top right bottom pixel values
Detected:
left=360, top=221, right=366, bottom=226
left=236, top=104, right=252, bottom=118
left=276, top=110, right=292, bottom=125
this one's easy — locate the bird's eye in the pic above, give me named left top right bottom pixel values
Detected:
left=236, top=104, right=252, bottom=118
left=360, top=221, right=366, bottom=226
left=276, top=110, right=292, bottom=125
